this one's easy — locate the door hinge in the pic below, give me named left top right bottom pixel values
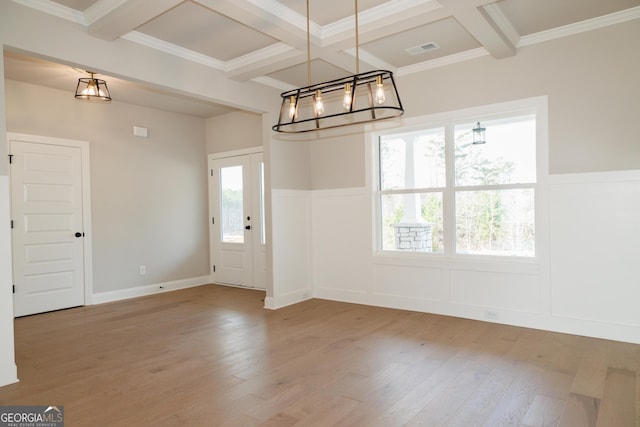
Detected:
left=10, top=220, right=14, bottom=229
left=212, top=217, right=215, bottom=225
left=213, top=265, right=216, bottom=273
left=12, top=285, right=15, bottom=294
left=210, top=169, right=213, bottom=177
left=8, top=154, right=13, bottom=164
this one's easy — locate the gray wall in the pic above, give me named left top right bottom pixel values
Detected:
left=6, top=79, right=210, bottom=293
left=206, top=110, right=262, bottom=154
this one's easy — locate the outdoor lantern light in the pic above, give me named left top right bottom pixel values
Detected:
left=472, top=122, right=486, bottom=144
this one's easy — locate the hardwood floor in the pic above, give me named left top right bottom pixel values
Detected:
left=0, top=285, right=638, bottom=426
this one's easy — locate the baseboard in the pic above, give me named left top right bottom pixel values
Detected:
left=92, top=275, right=211, bottom=305
left=0, top=363, right=18, bottom=388
left=263, top=289, right=312, bottom=310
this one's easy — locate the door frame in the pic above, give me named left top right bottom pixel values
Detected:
left=208, top=146, right=264, bottom=289
left=8, top=133, right=94, bottom=307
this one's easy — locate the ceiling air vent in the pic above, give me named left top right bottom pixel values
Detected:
left=406, top=42, right=440, bottom=55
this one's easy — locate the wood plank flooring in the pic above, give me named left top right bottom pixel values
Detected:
left=0, top=285, right=638, bottom=426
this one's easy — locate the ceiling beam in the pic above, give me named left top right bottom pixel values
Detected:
left=438, top=0, right=516, bottom=58
left=86, top=0, right=183, bottom=41
left=194, top=0, right=313, bottom=51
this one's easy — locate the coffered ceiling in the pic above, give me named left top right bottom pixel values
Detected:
left=4, top=0, right=639, bottom=117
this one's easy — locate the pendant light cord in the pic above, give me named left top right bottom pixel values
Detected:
left=355, top=0, right=359, bottom=75
left=307, top=0, right=311, bottom=86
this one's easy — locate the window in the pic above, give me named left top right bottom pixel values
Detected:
left=377, top=110, right=538, bottom=258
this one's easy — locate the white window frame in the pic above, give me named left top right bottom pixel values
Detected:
left=368, top=96, right=549, bottom=264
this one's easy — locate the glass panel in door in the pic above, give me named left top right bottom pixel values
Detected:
left=220, top=165, right=244, bottom=243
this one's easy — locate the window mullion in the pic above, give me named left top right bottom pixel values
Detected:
left=443, top=123, right=456, bottom=256
left=453, top=183, right=536, bottom=192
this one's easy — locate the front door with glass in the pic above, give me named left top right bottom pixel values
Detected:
left=209, top=152, right=265, bottom=289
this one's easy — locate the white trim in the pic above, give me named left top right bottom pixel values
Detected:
left=519, top=6, right=640, bottom=47
left=7, top=133, right=94, bottom=307
left=344, top=47, right=397, bottom=72
left=549, top=169, right=640, bottom=184
left=208, top=146, right=263, bottom=160
left=226, top=43, right=297, bottom=72
left=121, top=32, right=227, bottom=71
left=264, top=290, right=312, bottom=310
left=251, top=76, right=296, bottom=92
left=246, top=0, right=316, bottom=36
left=83, top=0, right=128, bottom=27
left=0, top=176, right=18, bottom=387
left=264, top=296, right=275, bottom=309
left=396, top=48, right=489, bottom=76
left=92, top=275, right=211, bottom=304
left=11, top=0, right=85, bottom=24
left=322, top=0, right=439, bottom=39
left=482, top=3, right=520, bottom=48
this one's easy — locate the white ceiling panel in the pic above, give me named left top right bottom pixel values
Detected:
left=136, top=1, right=278, bottom=61
left=50, top=0, right=100, bottom=11
left=362, top=17, right=481, bottom=68
left=277, top=0, right=390, bottom=26
left=267, top=59, right=352, bottom=88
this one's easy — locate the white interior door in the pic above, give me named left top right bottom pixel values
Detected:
left=10, top=138, right=86, bottom=316
left=209, top=151, right=265, bottom=289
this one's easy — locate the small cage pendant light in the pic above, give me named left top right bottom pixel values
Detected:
left=75, top=72, right=111, bottom=102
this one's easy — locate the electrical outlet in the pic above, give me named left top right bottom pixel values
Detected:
left=139, top=265, right=146, bottom=275
left=485, top=310, right=499, bottom=320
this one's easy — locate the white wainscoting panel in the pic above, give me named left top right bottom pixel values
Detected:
left=306, top=177, right=640, bottom=343
left=450, top=269, right=540, bottom=313
left=312, top=188, right=373, bottom=300
left=271, top=189, right=312, bottom=308
left=549, top=171, right=640, bottom=330
left=374, top=263, right=446, bottom=302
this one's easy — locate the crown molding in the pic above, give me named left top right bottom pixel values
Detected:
left=251, top=76, right=296, bottom=92
left=83, top=0, right=129, bottom=26
left=343, top=48, right=396, bottom=72
left=322, top=0, right=438, bottom=39
left=519, top=5, right=640, bottom=47
left=396, top=47, right=489, bottom=76
left=246, top=0, right=322, bottom=38
left=226, top=43, right=299, bottom=73
left=121, top=31, right=227, bottom=70
left=11, top=0, right=85, bottom=24
left=482, top=3, right=520, bottom=48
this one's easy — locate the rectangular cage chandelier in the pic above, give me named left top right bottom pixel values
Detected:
left=273, top=70, right=403, bottom=133
left=272, top=0, right=404, bottom=133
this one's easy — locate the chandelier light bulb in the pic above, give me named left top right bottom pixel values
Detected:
left=314, top=90, right=325, bottom=116
left=81, top=80, right=98, bottom=96
left=288, top=96, right=296, bottom=119
left=375, top=75, right=386, bottom=105
left=342, top=83, right=352, bottom=111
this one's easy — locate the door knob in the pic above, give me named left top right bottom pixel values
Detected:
left=75, top=232, right=83, bottom=238
left=245, top=225, right=251, bottom=230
